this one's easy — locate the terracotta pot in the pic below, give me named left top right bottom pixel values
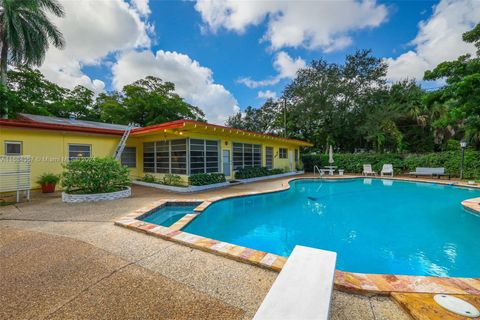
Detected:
left=41, top=183, right=56, bottom=193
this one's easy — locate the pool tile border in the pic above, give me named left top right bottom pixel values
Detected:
left=462, top=197, right=480, bottom=214
left=116, top=175, right=480, bottom=295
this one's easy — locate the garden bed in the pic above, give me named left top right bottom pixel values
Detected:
left=133, top=180, right=236, bottom=193
left=62, top=187, right=131, bottom=203
left=236, top=171, right=304, bottom=184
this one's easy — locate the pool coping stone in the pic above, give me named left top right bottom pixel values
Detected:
left=115, top=175, right=480, bottom=296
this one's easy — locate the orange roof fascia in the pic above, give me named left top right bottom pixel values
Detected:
left=0, top=119, right=124, bottom=136
left=131, top=119, right=313, bottom=146
left=1, top=117, right=312, bottom=146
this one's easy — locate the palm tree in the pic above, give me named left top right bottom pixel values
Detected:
left=0, top=0, right=65, bottom=87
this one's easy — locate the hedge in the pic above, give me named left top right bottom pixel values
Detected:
left=189, top=173, right=226, bottom=186
left=235, top=167, right=284, bottom=179
left=301, top=151, right=480, bottom=179
left=62, top=157, right=131, bottom=194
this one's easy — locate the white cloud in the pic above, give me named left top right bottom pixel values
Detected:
left=131, top=0, right=151, bottom=16
left=40, top=0, right=151, bottom=93
left=385, top=0, right=480, bottom=82
left=257, top=90, right=277, bottom=99
left=112, top=50, right=239, bottom=124
left=195, top=0, right=388, bottom=51
left=238, top=51, right=306, bottom=88
left=274, top=51, right=306, bottom=79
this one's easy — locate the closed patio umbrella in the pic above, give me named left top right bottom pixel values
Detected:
left=328, top=145, right=334, bottom=164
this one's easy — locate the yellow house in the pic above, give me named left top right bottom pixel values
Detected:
left=0, top=113, right=312, bottom=189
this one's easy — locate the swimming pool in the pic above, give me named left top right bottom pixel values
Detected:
left=142, top=202, right=199, bottom=227
left=183, top=179, right=480, bottom=277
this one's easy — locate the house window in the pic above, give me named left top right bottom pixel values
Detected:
left=155, top=141, right=170, bottom=173
left=121, top=147, right=136, bottom=168
left=143, top=142, right=155, bottom=173
left=295, top=149, right=299, bottom=162
left=68, top=144, right=91, bottom=160
left=265, top=146, right=273, bottom=169
left=279, top=148, right=288, bottom=159
left=170, top=139, right=187, bottom=174
left=5, top=141, right=22, bottom=155
left=143, top=139, right=187, bottom=175
left=189, top=139, right=219, bottom=174
left=233, top=142, right=262, bottom=170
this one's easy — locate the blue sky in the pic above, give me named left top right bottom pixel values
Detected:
left=40, top=0, right=479, bottom=124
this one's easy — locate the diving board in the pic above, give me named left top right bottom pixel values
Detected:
left=254, top=245, right=337, bottom=320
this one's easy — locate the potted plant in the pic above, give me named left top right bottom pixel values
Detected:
left=37, top=173, right=61, bottom=193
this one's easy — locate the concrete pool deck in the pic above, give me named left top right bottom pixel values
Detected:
left=117, top=175, right=480, bottom=296
left=0, top=176, right=414, bottom=319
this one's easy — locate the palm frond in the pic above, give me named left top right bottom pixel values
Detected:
left=1, top=0, right=65, bottom=69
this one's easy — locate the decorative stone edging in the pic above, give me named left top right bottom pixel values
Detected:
left=133, top=171, right=304, bottom=193
left=62, top=187, right=131, bottom=203
left=116, top=175, right=480, bottom=295
left=115, top=199, right=287, bottom=271
left=236, top=171, right=304, bottom=184
left=462, top=197, right=480, bottom=214
left=133, top=180, right=236, bottom=193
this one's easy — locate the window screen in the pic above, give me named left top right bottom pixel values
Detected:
left=143, top=142, right=155, bottom=172
left=143, top=139, right=187, bottom=174
left=121, top=147, right=136, bottom=168
left=265, top=146, right=273, bottom=169
left=68, top=144, right=91, bottom=160
left=5, top=141, right=22, bottom=155
left=232, top=142, right=262, bottom=170
left=189, top=139, right=219, bottom=174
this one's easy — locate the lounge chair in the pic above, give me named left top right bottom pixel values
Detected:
left=408, top=167, right=450, bottom=180
left=381, top=164, right=394, bottom=177
left=362, top=164, right=376, bottom=176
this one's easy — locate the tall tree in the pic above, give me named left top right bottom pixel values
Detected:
left=424, top=23, right=480, bottom=148
left=0, top=0, right=65, bottom=117
left=226, top=99, right=282, bottom=133
left=103, top=76, right=205, bottom=126
left=283, top=50, right=388, bottom=151
left=2, top=66, right=67, bottom=117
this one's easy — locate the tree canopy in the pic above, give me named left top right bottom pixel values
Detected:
left=423, top=23, right=480, bottom=149
left=0, top=67, right=205, bottom=125
left=228, top=24, right=480, bottom=152
left=2, top=21, right=479, bottom=153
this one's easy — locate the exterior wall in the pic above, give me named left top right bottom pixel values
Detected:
left=0, top=127, right=135, bottom=189
left=0, top=126, right=304, bottom=190
left=135, top=131, right=302, bottom=181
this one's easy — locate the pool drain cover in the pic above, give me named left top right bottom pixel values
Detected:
left=433, top=294, right=480, bottom=318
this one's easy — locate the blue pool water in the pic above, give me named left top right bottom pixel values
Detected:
left=142, top=203, right=199, bottom=227
left=183, top=179, right=480, bottom=277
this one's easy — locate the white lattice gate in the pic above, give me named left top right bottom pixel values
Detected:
left=0, top=156, right=31, bottom=202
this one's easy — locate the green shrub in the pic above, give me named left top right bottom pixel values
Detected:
left=235, top=166, right=284, bottom=179
left=162, top=174, right=183, bottom=186
left=403, top=151, right=480, bottom=179
left=189, top=173, right=226, bottom=186
left=301, top=151, right=480, bottom=179
left=302, top=153, right=404, bottom=174
left=141, top=173, right=156, bottom=183
left=37, top=172, right=61, bottom=185
left=62, top=157, right=131, bottom=194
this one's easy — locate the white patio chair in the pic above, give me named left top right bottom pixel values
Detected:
left=362, top=164, right=376, bottom=176
left=381, top=164, right=394, bottom=177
